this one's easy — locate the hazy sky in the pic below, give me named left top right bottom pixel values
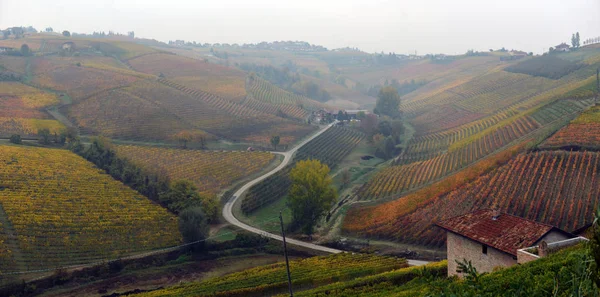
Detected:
left=1, top=0, right=599, bottom=54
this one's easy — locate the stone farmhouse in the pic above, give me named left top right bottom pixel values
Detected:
left=555, top=43, right=571, bottom=52
left=436, top=209, right=576, bottom=277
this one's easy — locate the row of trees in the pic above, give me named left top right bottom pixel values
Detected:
left=78, top=138, right=212, bottom=247
left=363, top=86, right=405, bottom=159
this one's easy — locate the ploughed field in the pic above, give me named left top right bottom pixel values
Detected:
left=0, top=146, right=180, bottom=272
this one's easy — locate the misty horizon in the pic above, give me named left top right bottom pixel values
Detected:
left=2, top=0, right=600, bottom=55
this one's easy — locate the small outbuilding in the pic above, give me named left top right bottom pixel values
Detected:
left=436, top=209, right=575, bottom=277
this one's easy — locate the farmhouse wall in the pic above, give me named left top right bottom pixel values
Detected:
left=447, top=232, right=516, bottom=277
left=538, top=230, right=571, bottom=244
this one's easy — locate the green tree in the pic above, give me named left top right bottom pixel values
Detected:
left=178, top=207, right=209, bottom=252
left=270, top=135, right=280, bottom=150
left=374, top=86, right=401, bottom=119
left=357, top=111, right=366, bottom=120
left=160, top=180, right=203, bottom=213
left=20, top=44, right=30, bottom=56
left=62, top=30, right=70, bottom=37
left=38, top=128, right=51, bottom=145
left=288, top=159, right=337, bottom=236
left=576, top=32, right=581, bottom=48
left=9, top=134, right=21, bottom=144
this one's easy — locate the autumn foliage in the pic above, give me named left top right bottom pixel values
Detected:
left=345, top=149, right=600, bottom=248
left=0, top=145, right=180, bottom=271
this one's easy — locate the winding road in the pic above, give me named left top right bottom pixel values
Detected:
left=222, top=122, right=429, bottom=266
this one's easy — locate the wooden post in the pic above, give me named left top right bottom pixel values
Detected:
left=280, top=212, right=293, bottom=297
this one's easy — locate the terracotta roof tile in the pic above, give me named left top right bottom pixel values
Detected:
left=436, top=209, right=566, bottom=256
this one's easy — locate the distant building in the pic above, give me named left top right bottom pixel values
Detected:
left=345, top=110, right=369, bottom=120
left=555, top=43, right=571, bottom=52
left=436, top=209, right=575, bottom=277
left=61, top=42, right=75, bottom=51
left=510, top=50, right=528, bottom=58
left=0, top=46, right=14, bottom=53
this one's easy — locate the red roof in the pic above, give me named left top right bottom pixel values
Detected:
left=436, top=209, right=571, bottom=256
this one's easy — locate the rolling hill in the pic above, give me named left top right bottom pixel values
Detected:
left=0, top=145, right=180, bottom=272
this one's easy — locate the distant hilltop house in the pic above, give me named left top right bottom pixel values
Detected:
left=510, top=50, right=528, bottom=58
left=436, top=209, right=581, bottom=278
left=61, top=42, right=75, bottom=51
left=555, top=43, right=571, bottom=52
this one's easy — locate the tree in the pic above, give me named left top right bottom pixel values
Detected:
left=174, top=131, right=193, bottom=149
left=572, top=33, right=577, bottom=49
left=341, top=169, right=351, bottom=188
left=374, top=86, right=401, bottom=119
left=360, top=114, right=378, bottom=137
left=270, top=135, right=280, bottom=150
left=357, top=111, right=366, bottom=120
left=288, top=159, right=337, bottom=236
left=62, top=30, right=71, bottom=37
left=11, top=27, right=24, bottom=39
left=38, top=128, right=51, bottom=145
left=178, top=207, right=209, bottom=252
left=160, top=180, right=203, bottom=214
left=576, top=32, right=581, bottom=48
left=20, top=44, right=30, bottom=56
left=9, top=134, right=21, bottom=145
left=45, top=27, right=53, bottom=33
left=1, top=30, right=9, bottom=40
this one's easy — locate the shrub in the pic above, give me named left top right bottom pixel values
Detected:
left=9, top=134, right=21, bottom=144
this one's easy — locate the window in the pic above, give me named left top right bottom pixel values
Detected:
left=482, top=244, right=488, bottom=255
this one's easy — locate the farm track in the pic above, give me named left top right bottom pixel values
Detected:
left=221, top=122, right=429, bottom=266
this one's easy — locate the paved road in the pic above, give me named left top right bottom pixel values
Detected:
left=222, top=122, right=429, bottom=266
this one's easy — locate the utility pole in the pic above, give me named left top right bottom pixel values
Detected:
left=280, top=212, right=293, bottom=297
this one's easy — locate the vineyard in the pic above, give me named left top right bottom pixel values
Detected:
left=242, top=126, right=364, bottom=213
left=136, top=253, right=408, bottom=297
left=0, top=56, right=27, bottom=74
left=31, top=57, right=139, bottom=101
left=348, top=150, right=600, bottom=248
left=114, top=145, right=276, bottom=196
left=0, top=146, right=180, bottom=272
left=65, top=89, right=209, bottom=142
left=358, top=98, right=593, bottom=200
left=540, top=106, right=600, bottom=150
left=153, top=79, right=316, bottom=145
left=403, top=58, right=600, bottom=137
left=127, top=53, right=245, bottom=79
left=172, top=75, right=247, bottom=104
left=244, top=76, right=326, bottom=120
left=0, top=82, right=64, bottom=136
